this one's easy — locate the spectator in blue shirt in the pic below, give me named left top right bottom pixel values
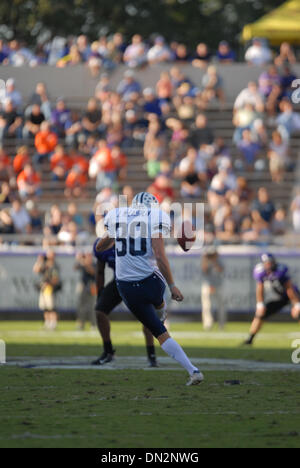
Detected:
left=0, top=40, right=8, bottom=64
left=238, top=129, right=261, bottom=168
left=216, top=41, right=236, bottom=63
left=117, top=71, right=141, bottom=101
left=143, top=88, right=162, bottom=116
left=51, top=98, right=71, bottom=137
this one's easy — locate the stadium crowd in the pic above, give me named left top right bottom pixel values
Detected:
left=0, top=35, right=297, bottom=71
left=0, top=35, right=300, bottom=246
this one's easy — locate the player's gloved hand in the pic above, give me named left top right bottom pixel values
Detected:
left=256, top=302, right=266, bottom=317
left=291, top=303, right=300, bottom=320
left=170, top=285, right=184, bottom=302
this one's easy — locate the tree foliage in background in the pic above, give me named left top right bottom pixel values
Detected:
left=0, top=0, right=285, bottom=49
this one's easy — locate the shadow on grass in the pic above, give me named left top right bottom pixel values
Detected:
left=5, top=343, right=293, bottom=364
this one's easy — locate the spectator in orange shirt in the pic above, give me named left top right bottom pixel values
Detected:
left=148, top=175, right=175, bottom=204
left=69, top=149, right=89, bottom=174
left=111, top=145, right=128, bottom=182
left=13, top=146, right=30, bottom=174
left=88, top=140, right=117, bottom=191
left=65, top=165, right=88, bottom=199
left=0, top=148, right=12, bottom=181
left=17, top=163, right=41, bottom=199
left=34, top=121, right=58, bottom=166
left=50, top=145, right=72, bottom=181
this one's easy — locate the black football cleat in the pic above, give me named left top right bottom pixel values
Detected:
left=91, top=351, right=115, bottom=366
left=148, top=357, right=159, bottom=368
left=242, top=338, right=253, bottom=346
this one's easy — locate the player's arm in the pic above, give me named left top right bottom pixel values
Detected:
left=152, top=236, right=184, bottom=302
left=96, top=231, right=115, bottom=253
left=256, top=282, right=266, bottom=316
left=285, top=280, right=300, bottom=319
left=95, top=259, right=106, bottom=295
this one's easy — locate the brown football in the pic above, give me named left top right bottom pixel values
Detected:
left=177, top=220, right=196, bottom=252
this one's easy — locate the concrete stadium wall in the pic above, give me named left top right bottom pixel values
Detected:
left=2, top=63, right=300, bottom=105
left=1, top=248, right=300, bottom=316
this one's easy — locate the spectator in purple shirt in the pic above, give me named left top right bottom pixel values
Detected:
left=258, top=65, right=281, bottom=99
left=51, top=98, right=71, bottom=137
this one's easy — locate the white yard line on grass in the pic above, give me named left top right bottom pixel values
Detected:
left=3, top=356, right=300, bottom=372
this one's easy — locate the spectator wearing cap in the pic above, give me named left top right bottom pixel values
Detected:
left=117, top=71, right=142, bottom=101
left=143, top=88, right=162, bottom=116
left=51, top=98, right=71, bottom=137
left=17, top=163, right=41, bottom=199
left=123, top=34, right=147, bottom=68
left=34, top=121, right=58, bottom=165
left=0, top=98, right=23, bottom=142
left=245, top=38, right=272, bottom=66
left=216, top=41, right=236, bottom=63
left=147, top=36, right=171, bottom=65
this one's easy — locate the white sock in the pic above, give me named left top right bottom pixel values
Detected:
left=161, top=338, right=199, bottom=376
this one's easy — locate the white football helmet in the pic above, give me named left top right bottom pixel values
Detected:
left=131, top=192, right=159, bottom=209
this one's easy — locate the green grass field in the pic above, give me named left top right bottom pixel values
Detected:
left=0, top=320, right=300, bottom=448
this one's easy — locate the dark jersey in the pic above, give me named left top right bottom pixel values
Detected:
left=253, top=262, right=298, bottom=302
left=93, top=240, right=116, bottom=271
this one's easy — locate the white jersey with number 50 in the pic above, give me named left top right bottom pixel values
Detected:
left=104, top=206, right=171, bottom=281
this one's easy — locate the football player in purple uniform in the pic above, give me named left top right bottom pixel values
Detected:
left=91, top=242, right=159, bottom=367
left=244, top=253, right=300, bottom=345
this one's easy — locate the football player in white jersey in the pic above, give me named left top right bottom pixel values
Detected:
left=96, top=192, right=204, bottom=386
